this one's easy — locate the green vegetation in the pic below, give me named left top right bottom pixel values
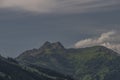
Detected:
left=0, top=55, right=74, bottom=80
left=17, top=42, right=120, bottom=80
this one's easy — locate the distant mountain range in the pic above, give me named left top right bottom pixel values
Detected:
left=1, top=41, right=120, bottom=80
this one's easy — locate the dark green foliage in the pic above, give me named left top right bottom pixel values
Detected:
left=28, top=64, right=73, bottom=80
left=7, top=57, right=19, bottom=64
left=0, top=55, right=74, bottom=80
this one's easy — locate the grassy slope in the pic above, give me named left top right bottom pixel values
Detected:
left=67, top=46, right=120, bottom=80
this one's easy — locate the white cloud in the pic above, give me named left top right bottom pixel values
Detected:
left=75, top=31, right=120, bottom=53
left=0, top=0, right=119, bottom=13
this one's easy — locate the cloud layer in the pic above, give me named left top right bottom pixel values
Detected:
left=0, top=0, right=57, bottom=13
left=75, top=31, right=120, bottom=53
left=0, top=0, right=120, bottom=13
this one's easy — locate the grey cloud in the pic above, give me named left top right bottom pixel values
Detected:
left=0, top=0, right=57, bottom=13
left=0, top=0, right=119, bottom=13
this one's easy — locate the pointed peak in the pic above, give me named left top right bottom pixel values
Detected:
left=41, top=41, right=65, bottom=50
left=51, top=42, right=65, bottom=49
left=43, top=41, right=51, bottom=46
left=41, top=41, right=51, bottom=49
left=53, top=42, right=62, bottom=45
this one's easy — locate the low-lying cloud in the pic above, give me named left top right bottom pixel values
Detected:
left=0, top=0, right=120, bottom=13
left=75, top=31, right=120, bottom=53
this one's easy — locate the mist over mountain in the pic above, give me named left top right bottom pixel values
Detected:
left=75, top=31, right=120, bottom=54
left=0, top=0, right=119, bottom=80
left=16, top=41, right=120, bottom=80
left=0, top=41, right=120, bottom=80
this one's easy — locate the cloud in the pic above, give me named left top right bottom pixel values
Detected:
left=0, top=0, right=119, bottom=13
left=75, top=31, right=120, bottom=53
left=0, top=0, right=57, bottom=13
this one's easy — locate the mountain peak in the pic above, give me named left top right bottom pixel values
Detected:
left=44, top=41, right=51, bottom=45
left=42, top=41, right=51, bottom=47
left=51, top=42, right=65, bottom=49
left=41, top=41, right=65, bottom=50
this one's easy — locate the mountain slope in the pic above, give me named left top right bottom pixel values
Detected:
left=17, top=42, right=74, bottom=75
left=0, top=55, right=74, bottom=80
left=17, top=42, right=120, bottom=80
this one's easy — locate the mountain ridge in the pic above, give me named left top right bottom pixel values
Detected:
left=17, top=41, right=65, bottom=58
left=16, top=41, right=120, bottom=80
left=0, top=54, right=74, bottom=80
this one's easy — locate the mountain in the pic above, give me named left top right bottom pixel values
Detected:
left=16, top=42, right=120, bottom=80
left=17, top=41, right=73, bottom=74
left=0, top=55, right=74, bottom=80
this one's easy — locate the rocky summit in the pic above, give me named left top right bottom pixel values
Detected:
left=16, top=42, right=120, bottom=80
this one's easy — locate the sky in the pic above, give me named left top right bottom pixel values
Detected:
left=0, top=0, right=120, bottom=57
